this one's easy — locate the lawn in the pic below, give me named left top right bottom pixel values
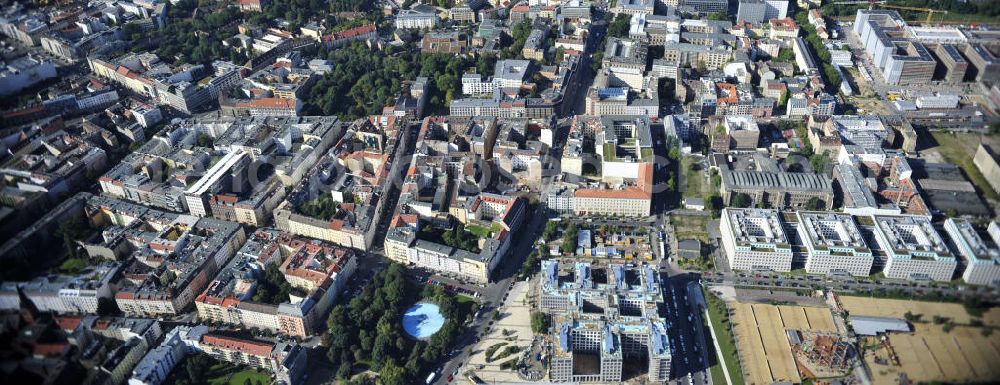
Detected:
left=670, top=213, right=710, bottom=243
left=466, top=223, right=500, bottom=238
left=681, top=156, right=705, bottom=199
left=703, top=288, right=746, bottom=385
left=929, top=132, right=999, bottom=202
left=211, top=368, right=271, bottom=385
left=700, top=305, right=729, bottom=385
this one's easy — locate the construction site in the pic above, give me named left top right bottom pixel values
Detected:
left=862, top=323, right=1000, bottom=384
left=836, top=295, right=1000, bottom=384
left=728, top=302, right=848, bottom=385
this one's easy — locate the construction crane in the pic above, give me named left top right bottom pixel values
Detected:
left=880, top=4, right=949, bottom=24
left=830, top=1, right=948, bottom=25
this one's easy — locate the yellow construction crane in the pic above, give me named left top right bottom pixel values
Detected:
left=831, top=1, right=950, bottom=24
left=878, top=4, right=949, bottom=25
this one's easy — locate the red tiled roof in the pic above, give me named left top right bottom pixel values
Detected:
left=201, top=334, right=272, bottom=357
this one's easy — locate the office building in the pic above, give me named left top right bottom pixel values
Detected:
left=871, top=214, right=957, bottom=282
left=798, top=212, right=874, bottom=276
left=963, top=43, right=1000, bottom=85
left=720, top=208, right=794, bottom=272
left=395, top=4, right=438, bottom=29
left=720, top=169, right=833, bottom=210
left=853, top=10, right=935, bottom=85
left=934, top=44, right=968, bottom=83
left=682, top=0, right=728, bottom=14
left=945, top=219, right=1000, bottom=287
left=973, top=144, right=1000, bottom=194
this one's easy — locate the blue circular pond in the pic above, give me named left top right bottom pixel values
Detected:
left=402, top=303, right=445, bottom=339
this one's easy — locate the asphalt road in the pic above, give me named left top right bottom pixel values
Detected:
left=660, top=272, right=712, bottom=385
left=433, top=203, right=549, bottom=385
left=701, top=269, right=999, bottom=302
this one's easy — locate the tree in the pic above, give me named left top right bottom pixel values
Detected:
left=55, top=216, right=89, bottom=258
left=775, top=48, right=795, bottom=63
left=695, top=60, right=707, bottom=73
left=561, top=223, right=579, bottom=254
left=809, top=151, right=830, bottom=173
left=252, top=263, right=292, bottom=304
left=903, top=311, right=921, bottom=322
left=531, top=312, right=550, bottom=333
left=730, top=193, right=752, bottom=208
left=805, top=197, right=825, bottom=210
left=607, top=13, right=631, bottom=38
left=704, top=193, right=723, bottom=217
left=707, top=11, right=729, bottom=21
left=197, top=133, right=213, bottom=148
left=542, top=221, right=559, bottom=241
left=379, top=359, right=407, bottom=385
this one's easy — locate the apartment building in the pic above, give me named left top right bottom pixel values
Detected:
left=81, top=196, right=246, bottom=317
left=384, top=226, right=508, bottom=283
left=195, top=229, right=357, bottom=337
left=15, top=263, right=119, bottom=315
left=199, top=334, right=308, bottom=384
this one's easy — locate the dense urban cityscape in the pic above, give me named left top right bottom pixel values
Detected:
left=0, top=0, right=999, bottom=384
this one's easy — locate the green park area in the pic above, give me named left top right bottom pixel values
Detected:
left=703, top=288, right=745, bottom=385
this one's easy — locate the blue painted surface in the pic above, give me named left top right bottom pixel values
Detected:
left=402, top=303, right=444, bottom=339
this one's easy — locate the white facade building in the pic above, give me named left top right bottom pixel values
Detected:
left=945, top=219, right=1000, bottom=287
left=798, top=212, right=874, bottom=276
left=872, top=215, right=957, bottom=282
left=720, top=208, right=793, bottom=272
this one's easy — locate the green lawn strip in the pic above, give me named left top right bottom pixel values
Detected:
left=703, top=287, right=746, bottom=385
left=681, top=157, right=704, bottom=199
left=223, top=369, right=270, bottom=385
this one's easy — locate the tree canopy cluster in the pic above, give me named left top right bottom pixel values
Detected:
left=303, top=43, right=420, bottom=119
left=420, top=223, right=482, bottom=253
left=247, top=0, right=376, bottom=30
left=822, top=0, right=1000, bottom=18
left=325, top=264, right=464, bottom=385
left=252, top=263, right=292, bottom=305
left=296, top=193, right=341, bottom=220
left=126, top=2, right=246, bottom=66
left=794, top=10, right=841, bottom=92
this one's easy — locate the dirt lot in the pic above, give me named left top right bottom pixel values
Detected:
left=466, top=282, right=535, bottom=383
left=866, top=323, right=1000, bottom=384
left=838, top=296, right=1000, bottom=327
left=922, top=131, right=1000, bottom=207
left=729, top=302, right=838, bottom=385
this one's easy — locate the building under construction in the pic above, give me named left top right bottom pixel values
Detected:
left=540, top=260, right=671, bottom=383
